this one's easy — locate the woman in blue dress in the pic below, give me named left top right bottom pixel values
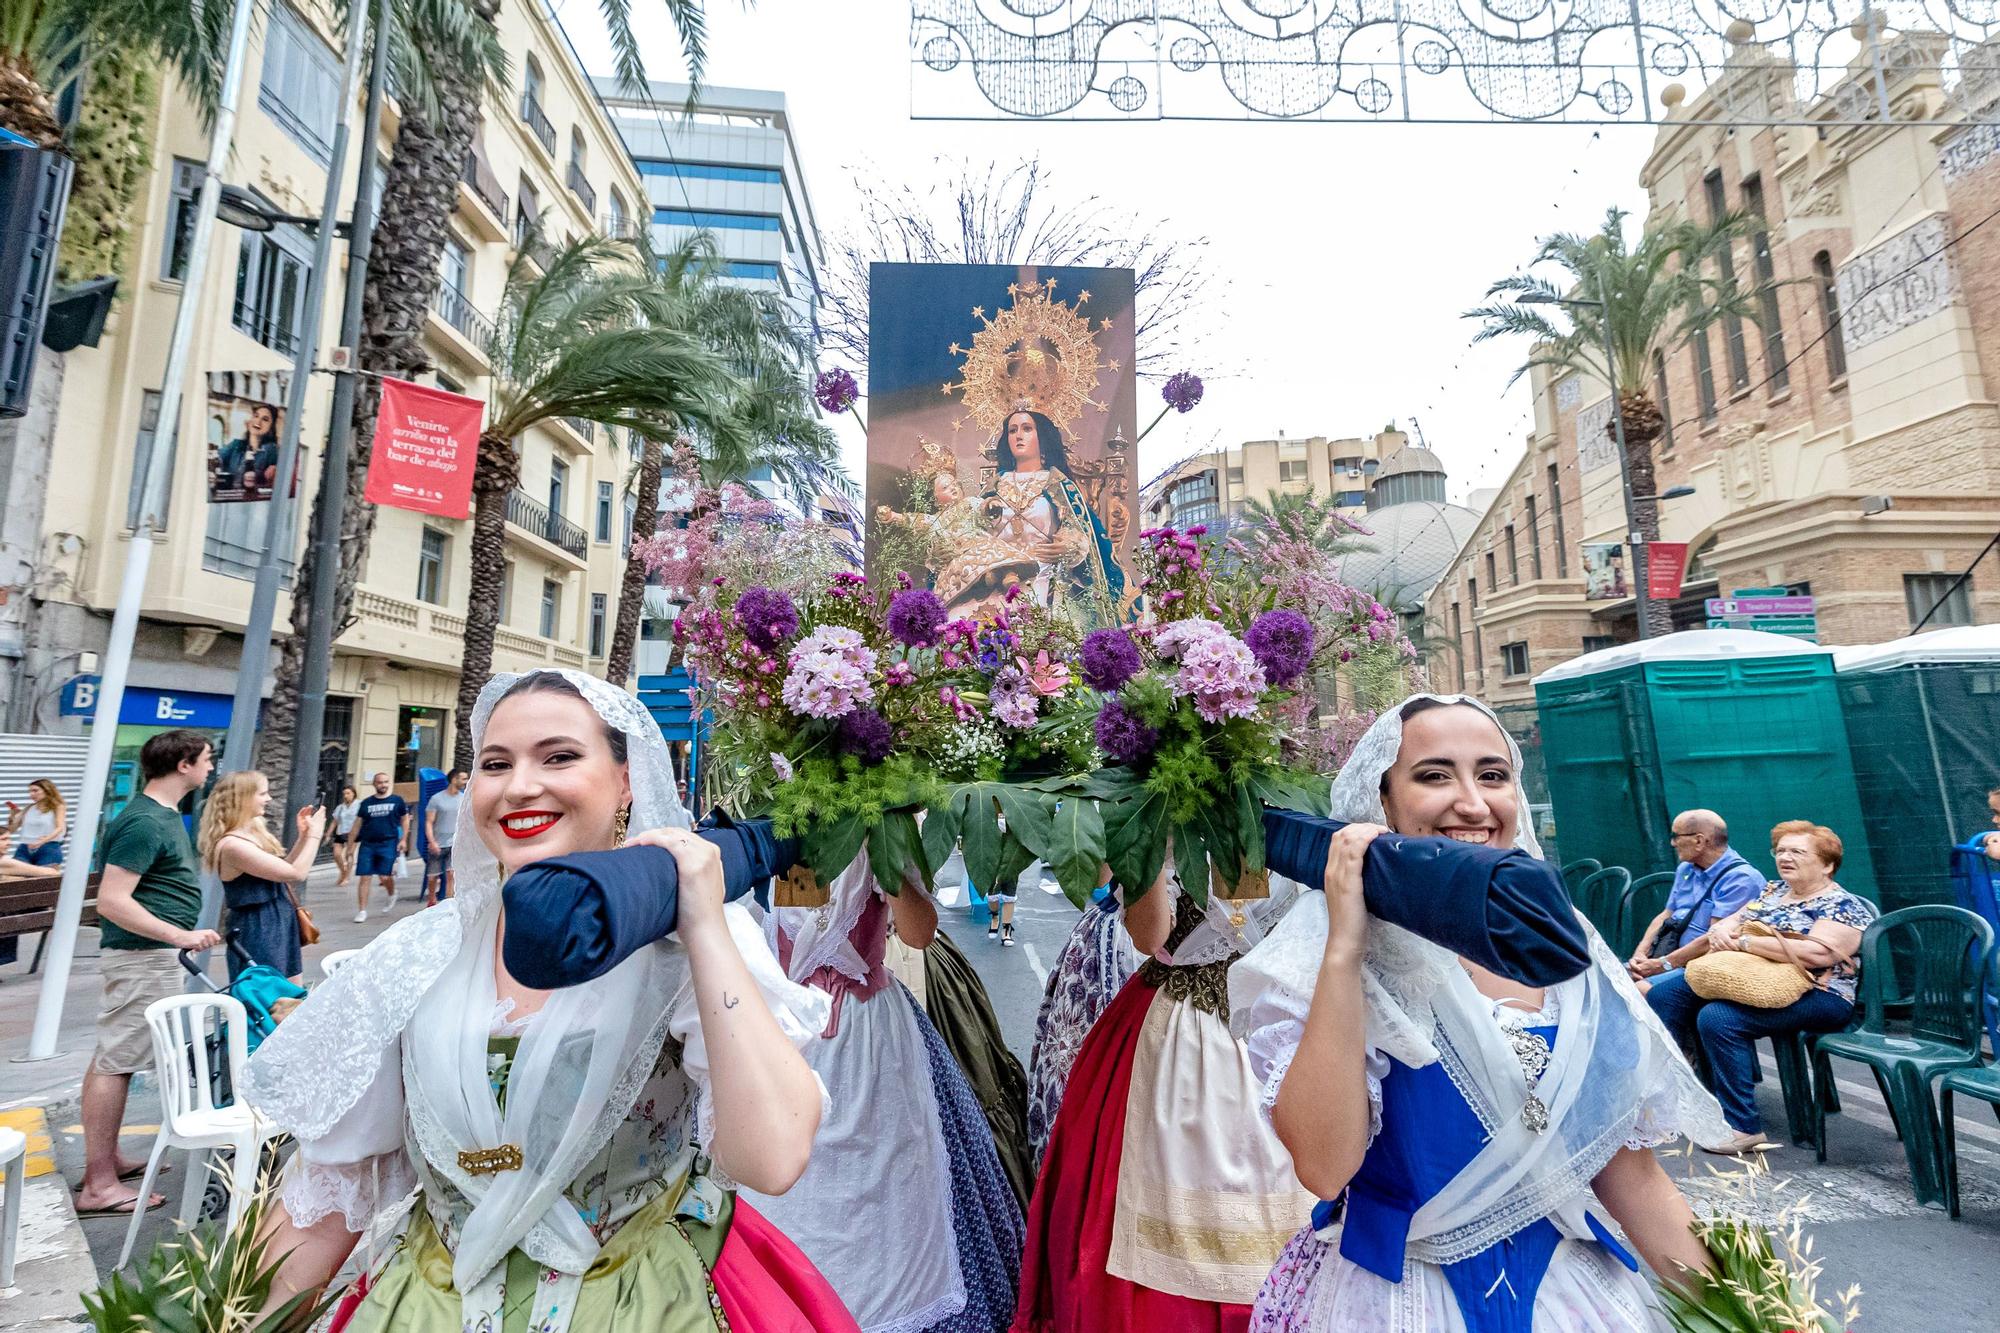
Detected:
left=1229, top=696, right=1731, bottom=1331
left=198, top=770, right=323, bottom=982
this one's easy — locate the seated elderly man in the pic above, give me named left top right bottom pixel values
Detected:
left=1628, top=808, right=1765, bottom=989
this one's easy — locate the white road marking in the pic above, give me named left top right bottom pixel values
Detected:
left=1023, top=941, right=1049, bottom=989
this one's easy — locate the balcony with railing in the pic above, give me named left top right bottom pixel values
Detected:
left=519, top=91, right=556, bottom=156
left=566, top=161, right=597, bottom=215
left=559, top=415, right=596, bottom=443
left=506, top=487, right=588, bottom=558
left=460, top=149, right=508, bottom=224
left=431, top=281, right=495, bottom=350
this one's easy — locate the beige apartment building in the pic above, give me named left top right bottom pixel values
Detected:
left=1425, top=30, right=2000, bottom=711
left=1141, top=427, right=1412, bottom=529
left=13, top=0, right=646, bottom=801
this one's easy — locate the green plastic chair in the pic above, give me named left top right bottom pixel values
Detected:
left=1615, top=871, right=1676, bottom=960
left=1811, top=905, right=1995, bottom=1208
left=1941, top=945, right=2000, bottom=1219
left=1560, top=858, right=1602, bottom=898
left=1572, top=866, right=1631, bottom=940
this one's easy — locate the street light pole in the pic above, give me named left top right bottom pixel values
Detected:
left=23, top=0, right=259, bottom=1061
left=286, top=0, right=391, bottom=826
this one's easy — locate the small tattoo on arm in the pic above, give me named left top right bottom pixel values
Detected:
left=723, top=992, right=740, bottom=1009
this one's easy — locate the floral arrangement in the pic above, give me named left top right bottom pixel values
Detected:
left=1065, top=524, right=1344, bottom=905
left=1657, top=1157, right=1861, bottom=1332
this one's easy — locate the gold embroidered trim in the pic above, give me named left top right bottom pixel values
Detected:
left=456, top=1144, right=523, bottom=1176
left=1138, top=957, right=1233, bottom=1020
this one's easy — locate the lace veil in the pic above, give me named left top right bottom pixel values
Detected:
left=246, top=668, right=697, bottom=1289
left=1228, top=693, right=1728, bottom=1268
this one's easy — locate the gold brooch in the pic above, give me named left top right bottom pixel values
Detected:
left=457, top=1145, right=524, bottom=1176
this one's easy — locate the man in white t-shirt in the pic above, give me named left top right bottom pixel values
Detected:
left=424, top=769, right=467, bottom=906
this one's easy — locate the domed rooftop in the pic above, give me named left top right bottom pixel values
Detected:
left=1373, top=446, right=1444, bottom=479
left=1334, top=499, right=1482, bottom=611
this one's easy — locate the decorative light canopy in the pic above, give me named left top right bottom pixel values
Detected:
left=911, top=1, right=2000, bottom=126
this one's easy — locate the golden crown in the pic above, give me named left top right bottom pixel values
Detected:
left=908, top=435, right=960, bottom=483
left=944, top=277, right=1109, bottom=437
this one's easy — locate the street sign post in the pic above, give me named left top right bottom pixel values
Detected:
left=1706, top=596, right=1816, bottom=616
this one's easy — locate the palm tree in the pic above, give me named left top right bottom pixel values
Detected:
left=1467, top=207, right=1765, bottom=635
left=0, top=0, right=226, bottom=145
left=453, top=235, right=834, bottom=765
left=603, top=431, right=669, bottom=688
left=1235, top=486, right=1370, bottom=556
left=261, top=0, right=717, bottom=789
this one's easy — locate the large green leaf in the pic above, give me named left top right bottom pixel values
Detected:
left=867, top=808, right=928, bottom=896
left=1045, top=797, right=1107, bottom=908
left=919, top=797, right=963, bottom=874
left=996, top=828, right=1038, bottom=888
left=804, top=812, right=869, bottom=884
left=1171, top=817, right=1211, bottom=908
left=1235, top=780, right=1267, bottom=875
left=1104, top=786, right=1169, bottom=906
left=1249, top=766, right=1332, bottom=816
left=958, top=786, right=1006, bottom=895
left=992, top=784, right=1057, bottom=862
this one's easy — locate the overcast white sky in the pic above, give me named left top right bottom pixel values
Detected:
left=552, top=0, right=1658, bottom=502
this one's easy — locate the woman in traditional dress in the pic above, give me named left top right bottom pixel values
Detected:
left=1229, top=695, right=1729, bottom=1331
left=245, top=668, right=856, bottom=1332
left=1015, top=857, right=1317, bottom=1330
left=1024, top=868, right=1140, bottom=1166
left=988, top=408, right=1123, bottom=614
left=922, top=922, right=1036, bottom=1210
left=743, top=858, right=1024, bottom=1332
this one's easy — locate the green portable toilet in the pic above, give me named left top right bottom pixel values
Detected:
left=1836, top=625, right=2000, bottom=914
left=1533, top=629, right=1877, bottom=900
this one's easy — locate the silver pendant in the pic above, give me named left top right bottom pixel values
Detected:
left=1522, top=1093, right=1550, bottom=1134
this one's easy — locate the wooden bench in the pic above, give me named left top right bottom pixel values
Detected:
left=0, top=871, right=102, bottom=973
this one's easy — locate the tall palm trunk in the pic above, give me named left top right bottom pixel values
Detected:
left=1612, top=390, right=1674, bottom=637
left=604, top=435, right=664, bottom=686
left=262, top=0, right=496, bottom=799
left=454, top=433, right=520, bottom=768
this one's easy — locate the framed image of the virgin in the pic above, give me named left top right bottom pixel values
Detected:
left=865, top=262, right=1138, bottom=626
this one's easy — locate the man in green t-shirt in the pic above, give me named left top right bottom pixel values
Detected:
left=75, top=728, right=218, bottom=1217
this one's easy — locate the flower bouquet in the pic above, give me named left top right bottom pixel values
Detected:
left=678, top=573, right=958, bottom=903
left=1656, top=1157, right=1861, bottom=1333
left=1064, top=524, right=1341, bottom=906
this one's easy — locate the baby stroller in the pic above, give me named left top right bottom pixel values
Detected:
left=175, top=939, right=308, bottom=1218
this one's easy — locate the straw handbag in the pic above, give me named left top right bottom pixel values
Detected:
left=1684, top=920, right=1817, bottom=1008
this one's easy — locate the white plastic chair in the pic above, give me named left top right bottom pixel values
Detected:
left=0, top=1124, right=24, bottom=1287
left=319, top=948, right=360, bottom=978
left=118, top=993, right=282, bottom=1269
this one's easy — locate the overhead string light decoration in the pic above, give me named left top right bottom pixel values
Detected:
left=911, top=0, right=2000, bottom=126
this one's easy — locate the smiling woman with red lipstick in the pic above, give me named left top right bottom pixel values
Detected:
left=246, top=668, right=858, bottom=1332
left=1229, top=695, right=1731, bottom=1332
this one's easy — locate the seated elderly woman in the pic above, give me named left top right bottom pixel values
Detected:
left=1646, top=820, right=1876, bottom=1155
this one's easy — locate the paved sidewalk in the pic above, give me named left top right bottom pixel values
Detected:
left=0, top=861, right=426, bottom=1320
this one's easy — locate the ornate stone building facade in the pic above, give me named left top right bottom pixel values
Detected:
left=1426, top=31, right=2000, bottom=708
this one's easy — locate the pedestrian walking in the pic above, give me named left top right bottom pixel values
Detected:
left=197, top=771, right=323, bottom=982
left=423, top=768, right=467, bottom=905
left=329, top=784, right=360, bottom=886
left=1230, top=696, right=1730, bottom=1329
left=346, top=772, right=409, bottom=923
left=1627, top=808, right=1766, bottom=989
left=6, top=778, right=67, bottom=866
left=72, top=728, right=220, bottom=1219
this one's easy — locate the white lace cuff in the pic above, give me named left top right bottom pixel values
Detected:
left=279, top=1151, right=416, bottom=1232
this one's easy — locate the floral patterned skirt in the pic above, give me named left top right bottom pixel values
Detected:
left=1025, top=895, right=1138, bottom=1165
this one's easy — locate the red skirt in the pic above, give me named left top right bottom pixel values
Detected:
left=1013, top=974, right=1252, bottom=1333
left=714, top=1198, right=861, bottom=1331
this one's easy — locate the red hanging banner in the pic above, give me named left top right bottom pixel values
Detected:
left=364, top=377, right=482, bottom=518
left=1647, top=541, right=1690, bottom=602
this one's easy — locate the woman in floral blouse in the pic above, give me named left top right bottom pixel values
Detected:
left=1646, top=820, right=1876, bottom=1154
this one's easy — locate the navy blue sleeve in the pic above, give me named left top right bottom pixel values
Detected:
left=500, top=816, right=799, bottom=989
left=1263, top=808, right=1591, bottom=987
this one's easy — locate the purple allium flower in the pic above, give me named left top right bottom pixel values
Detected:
left=1094, top=696, right=1158, bottom=765
left=814, top=367, right=859, bottom=414
left=1080, top=627, right=1143, bottom=691
left=887, top=587, right=948, bottom=647
left=733, top=586, right=799, bottom=651
left=1245, top=609, right=1314, bottom=687
left=1162, top=371, right=1204, bottom=414
left=836, top=707, right=894, bottom=764
left=989, top=666, right=1040, bottom=729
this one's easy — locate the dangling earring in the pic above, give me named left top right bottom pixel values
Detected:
left=614, top=806, right=630, bottom=845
